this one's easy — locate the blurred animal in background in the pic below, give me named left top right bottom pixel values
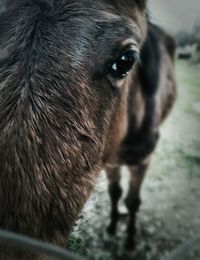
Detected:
left=0, top=0, right=176, bottom=258
left=105, top=23, right=176, bottom=250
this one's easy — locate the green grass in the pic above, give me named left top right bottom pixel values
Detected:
left=176, top=60, right=200, bottom=88
left=176, top=61, right=200, bottom=177
left=175, top=60, right=200, bottom=114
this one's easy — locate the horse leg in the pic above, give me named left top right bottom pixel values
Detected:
left=106, top=166, right=122, bottom=236
left=125, top=159, right=150, bottom=250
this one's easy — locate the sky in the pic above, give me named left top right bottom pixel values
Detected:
left=149, top=0, right=200, bottom=34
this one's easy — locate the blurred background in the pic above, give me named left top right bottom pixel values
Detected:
left=149, top=0, right=200, bottom=63
left=149, top=0, right=200, bottom=34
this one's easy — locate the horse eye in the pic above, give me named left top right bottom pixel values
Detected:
left=108, top=50, right=140, bottom=79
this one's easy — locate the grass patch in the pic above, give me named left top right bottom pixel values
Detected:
left=175, top=60, right=200, bottom=115
left=183, top=155, right=200, bottom=165
left=176, top=147, right=200, bottom=177
left=176, top=61, right=200, bottom=88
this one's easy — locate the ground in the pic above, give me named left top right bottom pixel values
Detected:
left=68, top=61, right=200, bottom=260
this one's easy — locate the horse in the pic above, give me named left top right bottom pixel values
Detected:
left=0, top=0, right=176, bottom=258
left=106, top=23, right=176, bottom=250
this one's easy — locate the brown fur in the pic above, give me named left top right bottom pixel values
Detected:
left=0, top=0, right=176, bottom=258
left=106, top=24, right=176, bottom=250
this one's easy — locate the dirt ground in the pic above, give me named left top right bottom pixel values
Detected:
left=68, top=61, right=200, bottom=260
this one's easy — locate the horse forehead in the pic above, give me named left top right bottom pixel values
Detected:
left=57, top=11, right=134, bottom=57
left=58, top=1, right=142, bottom=43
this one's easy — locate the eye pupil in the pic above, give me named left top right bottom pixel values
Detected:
left=109, top=50, right=139, bottom=79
